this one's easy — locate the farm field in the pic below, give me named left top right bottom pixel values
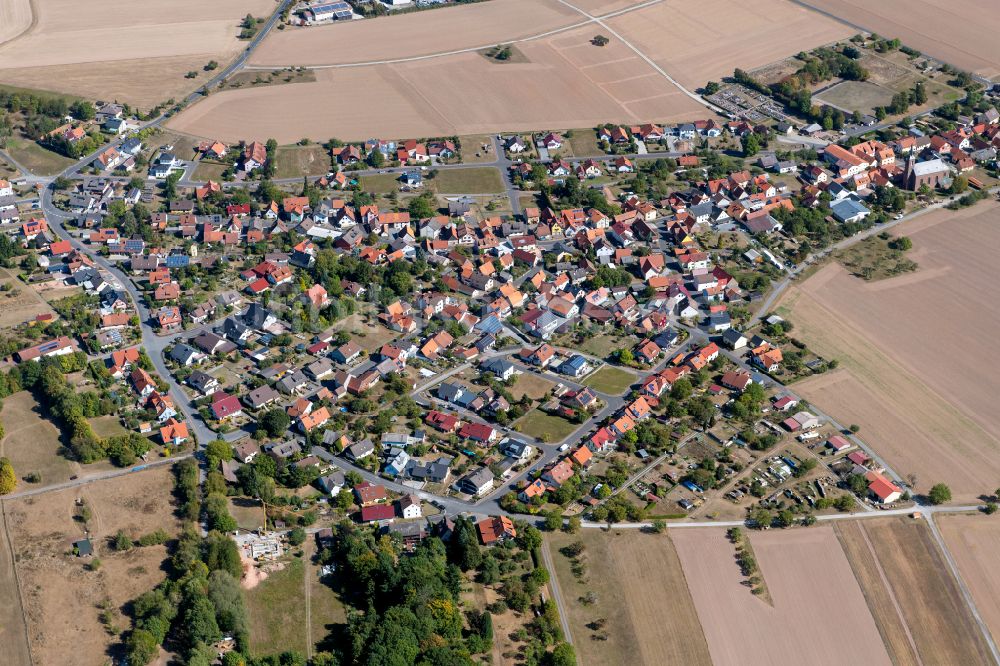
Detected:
left=782, top=202, right=1000, bottom=501
left=167, top=23, right=706, bottom=143
left=546, top=529, right=712, bottom=666
left=800, top=0, right=1000, bottom=80
left=249, top=0, right=581, bottom=67
left=0, top=0, right=275, bottom=107
left=514, top=410, right=576, bottom=442
left=836, top=517, right=993, bottom=664
left=2, top=465, right=180, bottom=666
left=0, top=391, right=76, bottom=488
left=0, top=0, right=32, bottom=47
left=243, top=556, right=308, bottom=656
left=605, top=0, right=853, bottom=89
left=937, top=513, right=1000, bottom=647
left=673, top=525, right=892, bottom=665
left=582, top=366, right=635, bottom=395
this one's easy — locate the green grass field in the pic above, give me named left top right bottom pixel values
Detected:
left=566, top=129, right=604, bottom=157
left=582, top=366, right=636, bottom=395
left=430, top=167, right=503, bottom=194
left=88, top=416, right=128, bottom=439
left=515, top=410, right=577, bottom=443
left=5, top=138, right=75, bottom=176
left=192, top=161, right=230, bottom=182
left=244, top=557, right=308, bottom=656
left=359, top=173, right=401, bottom=194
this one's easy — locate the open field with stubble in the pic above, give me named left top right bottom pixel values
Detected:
left=836, top=517, right=993, bottom=664
left=799, top=0, right=1000, bottom=80
left=547, top=529, right=712, bottom=666
left=782, top=202, right=1000, bottom=501
left=0, top=0, right=276, bottom=107
left=937, top=513, right=1000, bottom=648
left=2, top=465, right=180, bottom=666
left=673, top=526, right=891, bottom=665
left=605, top=0, right=853, bottom=88
left=0, top=0, right=33, bottom=47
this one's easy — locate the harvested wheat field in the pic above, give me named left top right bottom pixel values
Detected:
left=250, top=0, right=581, bottom=67
left=0, top=0, right=33, bottom=47
left=547, top=529, right=711, bottom=666
left=0, top=0, right=276, bottom=106
left=3, top=465, right=181, bottom=665
left=938, top=513, right=1000, bottom=647
left=169, top=24, right=705, bottom=143
left=606, top=0, right=853, bottom=89
left=673, top=526, right=890, bottom=665
left=800, top=0, right=1000, bottom=80
left=835, top=517, right=993, bottom=664
left=783, top=202, right=1000, bottom=500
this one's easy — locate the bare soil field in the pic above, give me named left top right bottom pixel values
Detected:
left=800, top=0, right=1000, bottom=80
left=673, top=526, right=891, bottom=665
left=250, top=0, right=581, bottom=67
left=3, top=465, right=180, bottom=666
left=606, top=0, right=853, bottom=89
left=782, top=202, right=1000, bottom=500
left=167, top=24, right=705, bottom=143
left=937, top=513, right=1000, bottom=647
left=0, top=0, right=275, bottom=106
left=0, top=0, right=33, bottom=47
left=840, top=517, right=993, bottom=664
left=547, top=529, right=712, bottom=666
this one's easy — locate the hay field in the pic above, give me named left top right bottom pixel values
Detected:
left=801, top=0, right=1000, bottom=80
left=0, top=391, right=76, bottom=487
left=938, top=513, right=1000, bottom=646
left=783, top=203, right=1000, bottom=500
left=0, top=0, right=275, bottom=106
left=4, top=465, right=180, bottom=666
left=606, top=0, right=853, bottom=88
left=250, top=0, right=582, bottom=67
left=168, top=25, right=705, bottom=142
left=546, top=530, right=712, bottom=666
left=0, top=0, right=33, bottom=47
left=837, top=517, right=993, bottom=664
left=673, top=526, right=891, bottom=665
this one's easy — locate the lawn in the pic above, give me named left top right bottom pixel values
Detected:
left=359, top=173, right=401, bottom=194
left=88, top=415, right=128, bottom=439
left=569, top=332, right=638, bottom=359
left=5, top=138, right=75, bottom=176
left=566, top=129, right=605, bottom=157
left=305, top=540, right=348, bottom=653
left=514, top=410, right=577, bottom=443
left=274, top=145, right=331, bottom=179
left=243, top=557, right=308, bottom=656
left=429, top=167, right=504, bottom=194
left=0, top=390, right=76, bottom=486
left=192, top=161, right=230, bottom=182
left=813, top=80, right=894, bottom=115
left=582, top=366, right=636, bottom=395
left=509, top=372, right=556, bottom=401
left=229, top=497, right=267, bottom=531
left=458, top=134, right=499, bottom=163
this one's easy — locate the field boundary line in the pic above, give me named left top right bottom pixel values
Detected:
left=925, top=514, right=1000, bottom=665
left=856, top=521, right=924, bottom=665
left=0, top=500, right=35, bottom=666
left=540, top=539, right=574, bottom=650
